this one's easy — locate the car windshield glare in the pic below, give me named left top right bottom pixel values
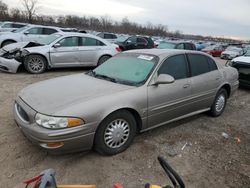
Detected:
left=92, top=54, right=157, bottom=86
left=36, top=34, right=62, bottom=45
left=157, top=42, right=176, bottom=49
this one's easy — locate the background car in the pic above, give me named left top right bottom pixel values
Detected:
left=157, top=41, right=196, bottom=50
left=0, top=21, right=26, bottom=32
left=230, top=50, right=250, bottom=87
left=221, top=47, right=244, bottom=60
left=0, top=24, right=63, bottom=47
left=202, top=45, right=225, bottom=57
left=116, top=35, right=155, bottom=51
left=0, top=33, right=121, bottom=74
left=97, top=32, right=118, bottom=43
left=14, top=49, right=238, bottom=155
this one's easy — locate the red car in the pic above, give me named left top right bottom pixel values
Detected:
left=202, top=45, right=225, bottom=57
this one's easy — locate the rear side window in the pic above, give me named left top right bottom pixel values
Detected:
left=158, top=54, right=188, bottom=80
left=12, top=24, right=25, bottom=28
left=176, top=43, right=185, bottom=49
left=43, top=28, right=57, bottom=35
left=27, top=27, right=43, bottom=34
left=81, top=37, right=105, bottom=46
left=185, top=43, right=194, bottom=50
left=188, top=54, right=210, bottom=76
left=104, top=33, right=117, bottom=39
left=137, top=37, right=147, bottom=44
left=207, top=57, right=218, bottom=71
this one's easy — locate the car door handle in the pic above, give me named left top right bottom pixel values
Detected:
left=183, top=84, right=190, bottom=88
left=216, top=76, right=221, bottom=80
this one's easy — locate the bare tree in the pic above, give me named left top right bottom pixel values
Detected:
left=22, top=0, right=38, bottom=23
left=0, top=0, right=9, bottom=20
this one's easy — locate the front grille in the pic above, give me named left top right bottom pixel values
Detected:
left=15, top=103, right=30, bottom=122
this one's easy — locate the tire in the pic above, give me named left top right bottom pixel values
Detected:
left=97, top=55, right=111, bottom=66
left=24, top=55, right=47, bottom=74
left=209, top=88, right=228, bottom=117
left=1, top=40, right=16, bottom=48
left=94, top=110, right=137, bottom=155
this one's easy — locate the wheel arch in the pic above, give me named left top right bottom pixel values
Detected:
left=100, top=108, right=143, bottom=133
left=25, top=53, right=50, bottom=68
left=220, top=83, right=231, bottom=98
left=1, top=39, right=17, bottom=48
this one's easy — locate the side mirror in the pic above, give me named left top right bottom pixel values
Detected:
left=154, top=74, right=175, bottom=85
left=24, top=31, right=29, bottom=35
left=53, top=43, right=61, bottom=48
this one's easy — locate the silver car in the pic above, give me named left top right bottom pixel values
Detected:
left=14, top=49, right=239, bottom=155
left=0, top=33, right=120, bottom=73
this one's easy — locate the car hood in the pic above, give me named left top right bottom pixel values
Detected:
left=19, top=73, right=134, bottom=114
left=2, top=41, right=44, bottom=53
left=232, top=56, right=250, bottom=64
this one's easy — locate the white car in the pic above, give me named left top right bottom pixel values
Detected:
left=0, top=21, right=26, bottom=32
left=220, top=47, right=244, bottom=60
left=97, top=32, right=118, bottom=43
left=0, top=33, right=121, bottom=74
left=0, top=24, right=63, bottom=47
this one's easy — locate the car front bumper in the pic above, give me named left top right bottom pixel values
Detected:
left=14, top=97, right=97, bottom=154
left=0, top=57, right=21, bottom=73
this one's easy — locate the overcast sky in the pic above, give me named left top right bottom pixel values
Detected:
left=5, top=0, right=250, bottom=40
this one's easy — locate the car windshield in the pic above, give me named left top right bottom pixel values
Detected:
left=90, top=54, right=158, bottom=86
left=13, top=25, right=30, bottom=33
left=36, top=34, right=62, bottom=45
left=157, top=42, right=176, bottom=49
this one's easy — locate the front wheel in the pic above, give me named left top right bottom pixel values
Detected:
left=209, top=88, right=228, bottom=117
left=24, top=55, right=47, bottom=74
left=94, top=110, right=137, bottom=155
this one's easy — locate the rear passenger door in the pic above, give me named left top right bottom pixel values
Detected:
left=136, top=37, right=148, bottom=49
left=78, top=37, right=106, bottom=66
left=187, top=54, right=221, bottom=111
left=147, top=54, right=192, bottom=128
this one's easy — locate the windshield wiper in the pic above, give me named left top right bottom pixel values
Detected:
left=88, top=70, right=117, bottom=83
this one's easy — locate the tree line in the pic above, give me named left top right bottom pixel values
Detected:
left=0, top=0, right=241, bottom=42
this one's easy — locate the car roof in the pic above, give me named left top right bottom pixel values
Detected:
left=123, top=49, right=208, bottom=57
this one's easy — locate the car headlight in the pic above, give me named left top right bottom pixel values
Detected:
left=20, top=49, right=29, bottom=57
left=35, top=113, right=84, bottom=129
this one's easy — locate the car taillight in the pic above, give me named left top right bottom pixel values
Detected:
left=153, top=43, right=157, bottom=48
left=116, top=47, right=122, bottom=52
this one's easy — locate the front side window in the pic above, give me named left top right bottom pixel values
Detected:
left=12, top=24, right=26, bottom=28
left=2, top=23, right=12, bottom=28
left=27, top=27, right=43, bottom=35
left=188, top=54, right=210, bottom=76
left=58, top=36, right=79, bottom=47
left=127, top=36, right=137, bottom=43
left=185, top=43, right=194, bottom=50
left=158, top=55, right=188, bottom=80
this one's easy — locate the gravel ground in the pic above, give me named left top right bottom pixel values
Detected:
left=0, top=58, right=249, bottom=188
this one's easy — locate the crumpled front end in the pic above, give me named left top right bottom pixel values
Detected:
left=0, top=56, right=21, bottom=73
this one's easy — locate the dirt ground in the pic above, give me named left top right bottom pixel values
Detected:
left=0, top=58, right=249, bottom=188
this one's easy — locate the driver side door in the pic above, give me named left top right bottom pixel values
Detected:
left=49, top=36, right=81, bottom=67
left=147, top=54, right=192, bottom=128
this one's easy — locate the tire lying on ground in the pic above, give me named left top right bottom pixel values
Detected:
left=24, top=54, right=47, bottom=74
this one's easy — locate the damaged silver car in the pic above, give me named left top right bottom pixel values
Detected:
left=0, top=33, right=121, bottom=74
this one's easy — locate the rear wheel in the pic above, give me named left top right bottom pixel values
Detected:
left=24, top=55, right=47, bottom=74
left=209, top=88, right=228, bottom=117
left=97, top=55, right=111, bottom=66
left=94, top=110, right=137, bottom=155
